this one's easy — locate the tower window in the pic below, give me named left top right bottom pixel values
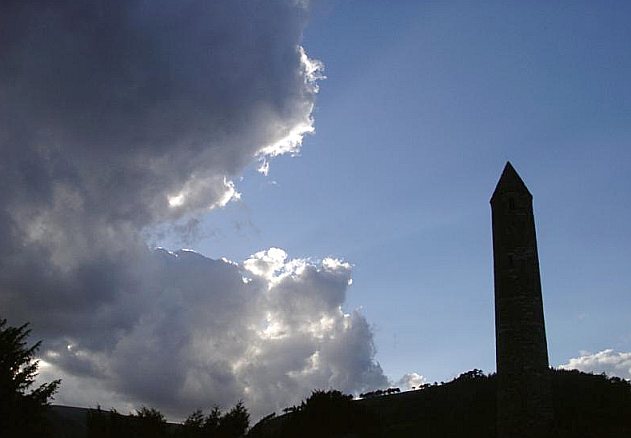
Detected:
left=508, top=198, right=515, bottom=210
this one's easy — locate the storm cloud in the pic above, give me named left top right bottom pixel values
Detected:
left=0, top=0, right=386, bottom=419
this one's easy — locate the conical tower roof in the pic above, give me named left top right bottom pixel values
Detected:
left=491, top=161, right=531, bottom=202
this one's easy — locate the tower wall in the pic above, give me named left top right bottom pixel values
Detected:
left=491, top=163, right=553, bottom=438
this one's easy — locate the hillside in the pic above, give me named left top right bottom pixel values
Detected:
left=249, top=369, right=631, bottom=438
left=45, top=406, right=184, bottom=438
left=41, top=369, right=631, bottom=437
left=46, top=406, right=89, bottom=438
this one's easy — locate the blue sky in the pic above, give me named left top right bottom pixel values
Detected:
left=186, top=0, right=631, bottom=383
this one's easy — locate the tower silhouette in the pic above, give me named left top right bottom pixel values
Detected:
left=491, top=162, right=553, bottom=438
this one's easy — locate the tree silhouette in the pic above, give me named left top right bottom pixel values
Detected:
left=266, top=389, right=381, bottom=438
left=87, top=407, right=130, bottom=438
left=204, top=406, right=222, bottom=435
left=87, top=405, right=169, bottom=437
left=133, top=406, right=168, bottom=438
left=183, top=409, right=206, bottom=437
left=181, top=403, right=249, bottom=438
left=218, top=401, right=249, bottom=437
left=0, top=318, right=60, bottom=437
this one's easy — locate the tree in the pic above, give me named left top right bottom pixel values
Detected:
left=133, top=406, right=167, bottom=438
left=182, top=407, right=219, bottom=438
left=217, top=401, right=249, bottom=437
left=182, top=403, right=248, bottom=438
left=0, top=318, right=61, bottom=437
left=276, top=390, right=381, bottom=438
left=182, top=409, right=205, bottom=437
left=203, top=406, right=222, bottom=435
left=87, top=407, right=130, bottom=438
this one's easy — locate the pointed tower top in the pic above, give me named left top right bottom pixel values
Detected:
left=490, top=161, right=532, bottom=202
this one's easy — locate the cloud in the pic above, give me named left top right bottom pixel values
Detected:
left=0, top=0, right=320, bottom=226
left=37, top=249, right=387, bottom=420
left=559, top=350, right=631, bottom=380
left=396, top=372, right=427, bottom=390
left=0, top=0, right=387, bottom=421
left=0, top=0, right=323, bottom=318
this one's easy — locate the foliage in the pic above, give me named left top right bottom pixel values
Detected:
left=88, top=405, right=168, bottom=437
left=454, top=368, right=486, bottom=381
left=551, top=368, right=631, bottom=437
left=359, top=387, right=400, bottom=398
left=218, top=401, right=250, bottom=437
left=182, top=407, right=220, bottom=437
left=183, top=409, right=206, bottom=435
left=254, top=389, right=381, bottom=438
left=87, top=407, right=131, bottom=438
left=182, top=402, right=249, bottom=438
left=0, top=318, right=61, bottom=437
left=134, top=406, right=168, bottom=438
left=250, top=369, right=631, bottom=437
left=204, top=406, right=223, bottom=434
left=87, top=401, right=250, bottom=437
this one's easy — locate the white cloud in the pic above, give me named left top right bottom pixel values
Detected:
left=396, top=372, right=427, bottom=390
left=256, top=46, right=324, bottom=160
left=559, top=349, right=631, bottom=380
left=243, top=248, right=292, bottom=281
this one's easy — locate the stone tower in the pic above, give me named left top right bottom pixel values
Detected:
left=491, top=162, right=553, bottom=438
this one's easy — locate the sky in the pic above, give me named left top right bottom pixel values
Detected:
left=2, top=0, right=631, bottom=422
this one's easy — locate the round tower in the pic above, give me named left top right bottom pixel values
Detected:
left=490, top=162, right=553, bottom=438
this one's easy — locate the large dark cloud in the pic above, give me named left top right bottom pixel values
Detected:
left=1, top=0, right=386, bottom=420
left=0, top=0, right=319, bottom=224
left=0, top=0, right=319, bottom=332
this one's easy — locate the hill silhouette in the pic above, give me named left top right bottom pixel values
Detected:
left=4, top=300, right=630, bottom=437
left=248, top=369, right=631, bottom=438
left=32, top=368, right=631, bottom=437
